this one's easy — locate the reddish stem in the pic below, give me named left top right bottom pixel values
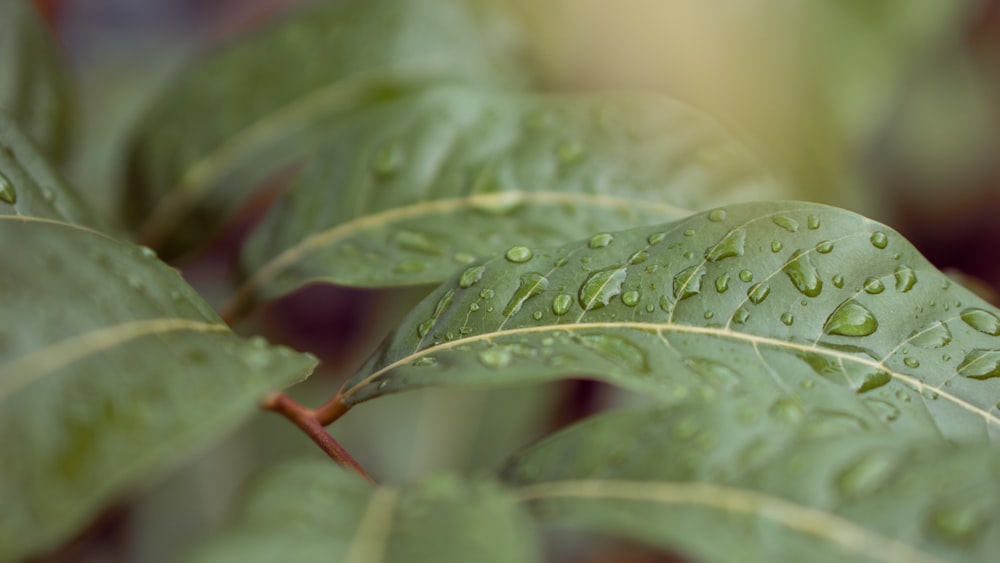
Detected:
left=313, top=394, right=351, bottom=426
left=263, top=392, right=374, bottom=484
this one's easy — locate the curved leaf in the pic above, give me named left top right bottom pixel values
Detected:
left=0, top=217, right=316, bottom=560
left=504, top=401, right=1000, bottom=563
left=125, top=0, right=528, bottom=257
left=337, top=201, right=1000, bottom=443
left=0, top=111, right=110, bottom=232
left=189, top=461, right=540, bottom=563
left=232, top=86, right=788, bottom=314
left=0, top=0, right=73, bottom=161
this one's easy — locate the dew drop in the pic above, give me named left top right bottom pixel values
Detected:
left=909, top=321, right=952, bottom=348
left=684, top=229, right=695, bottom=237
left=780, top=312, right=794, bottom=326
left=738, top=270, right=754, bottom=283
left=770, top=240, right=783, bottom=253
left=479, top=288, right=494, bottom=300
left=732, top=307, right=750, bottom=324
left=505, top=245, right=533, bottom=263
left=459, top=265, right=486, bottom=289
left=622, top=290, right=640, bottom=307
left=532, top=311, right=543, bottom=320
left=770, top=397, right=804, bottom=424
left=863, top=277, right=885, bottom=295
left=412, top=356, right=438, bottom=367
left=904, top=357, right=920, bottom=368
left=783, top=249, right=823, bottom=298
left=815, top=241, right=834, bottom=254
left=772, top=215, right=799, bottom=232
left=708, top=208, right=727, bottom=222
left=579, top=267, right=628, bottom=310
left=552, top=294, right=573, bottom=316
left=503, top=272, right=549, bottom=317
left=857, top=370, right=891, bottom=393
left=957, top=349, right=1000, bottom=380
left=645, top=304, right=655, bottom=313
left=833, top=274, right=845, bottom=288
left=823, top=299, right=879, bottom=337
left=870, top=231, right=889, bottom=249
left=0, top=172, right=16, bottom=205
left=894, top=266, right=917, bottom=292
left=418, top=288, right=455, bottom=337
left=673, top=265, right=705, bottom=300
left=705, top=229, right=746, bottom=262
left=589, top=233, right=614, bottom=249
left=647, top=232, right=666, bottom=245
left=747, top=283, right=770, bottom=304
left=469, top=303, right=480, bottom=312
left=960, top=308, right=1000, bottom=336
left=628, top=250, right=649, bottom=265
left=807, top=215, right=820, bottom=230
left=478, top=347, right=512, bottom=368
left=715, top=273, right=730, bottom=293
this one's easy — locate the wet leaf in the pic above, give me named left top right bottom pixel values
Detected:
left=337, top=201, right=1000, bottom=444
left=232, top=86, right=787, bottom=314
left=0, top=0, right=73, bottom=161
left=125, top=0, right=527, bottom=258
left=0, top=219, right=316, bottom=558
left=504, top=401, right=1000, bottom=563
left=188, top=460, right=540, bottom=563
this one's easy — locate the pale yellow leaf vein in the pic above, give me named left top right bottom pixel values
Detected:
left=0, top=214, right=119, bottom=242
left=0, top=318, right=228, bottom=400
left=514, top=479, right=942, bottom=563
left=342, top=488, right=399, bottom=563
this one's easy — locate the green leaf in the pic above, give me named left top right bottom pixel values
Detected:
left=337, top=201, right=1000, bottom=443
left=233, top=86, right=787, bottom=313
left=0, top=111, right=111, bottom=232
left=125, top=0, right=528, bottom=258
left=0, top=0, right=73, bottom=161
left=189, top=460, right=540, bottom=563
left=504, top=401, right=1000, bottom=563
left=0, top=223, right=316, bottom=558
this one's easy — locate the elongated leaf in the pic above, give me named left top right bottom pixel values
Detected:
left=234, top=86, right=787, bottom=313
left=189, top=460, right=540, bottom=563
left=504, top=401, right=1000, bottom=563
left=337, top=201, right=1000, bottom=443
left=0, top=0, right=72, bottom=161
left=0, top=218, right=316, bottom=560
left=0, top=111, right=109, bottom=231
left=125, top=0, right=528, bottom=257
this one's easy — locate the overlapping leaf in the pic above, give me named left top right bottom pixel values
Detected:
left=0, top=149, right=317, bottom=560
left=125, top=0, right=529, bottom=257
left=336, top=201, right=1000, bottom=444
left=0, top=0, right=73, bottom=161
left=504, top=400, right=1000, bottom=562
left=232, top=86, right=788, bottom=315
left=188, top=460, right=540, bottom=563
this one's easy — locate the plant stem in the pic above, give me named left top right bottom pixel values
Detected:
left=314, top=394, right=351, bottom=425
left=263, top=392, right=374, bottom=484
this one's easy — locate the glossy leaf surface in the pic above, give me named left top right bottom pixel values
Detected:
left=0, top=0, right=72, bottom=161
left=126, top=0, right=527, bottom=257
left=189, top=460, right=540, bottom=563
left=234, top=86, right=786, bottom=313
left=339, top=202, right=1000, bottom=444
left=0, top=220, right=316, bottom=560
left=505, top=401, right=1000, bottom=563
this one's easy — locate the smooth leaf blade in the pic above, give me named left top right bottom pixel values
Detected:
left=189, top=460, right=541, bottom=563
left=233, top=86, right=788, bottom=312
left=125, top=0, right=528, bottom=257
left=0, top=0, right=73, bottom=161
left=503, top=402, right=1000, bottom=563
left=338, top=201, right=1000, bottom=443
left=0, top=218, right=317, bottom=561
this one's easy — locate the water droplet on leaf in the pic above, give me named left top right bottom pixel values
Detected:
left=579, top=267, right=627, bottom=310
left=503, top=272, right=549, bottom=317
left=505, top=245, right=533, bottom=263
left=0, top=172, right=16, bottom=205
left=459, top=265, right=486, bottom=289
left=708, top=209, right=727, bottom=222
left=715, top=273, right=730, bottom=293
left=589, top=233, right=614, bottom=249
left=673, top=265, right=705, bottom=300
left=781, top=312, right=794, bottom=326
left=747, top=283, right=770, bottom=304
left=739, top=270, right=753, bottom=283
left=772, top=215, right=799, bottom=232
left=960, top=308, right=1000, bottom=336
left=894, top=266, right=917, bottom=292
left=824, top=299, right=879, bottom=337
left=705, top=229, right=746, bottom=262
left=807, top=215, right=820, bottom=230
left=622, top=290, right=640, bottom=307
left=580, top=335, right=648, bottom=372
left=870, top=231, right=889, bottom=249
left=958, top=349, right=1000, bottom=380
left=864, top=278, right=885, bottom=295
left=783, top=250, right=823, bottom=297
left=478, top=347, right=512, bottom=368
left=909, top=321, right=952, bottom=348
left=815, top=241, right=834, bottom=254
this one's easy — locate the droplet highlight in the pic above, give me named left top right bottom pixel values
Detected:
left=579, top=267, right=628, bottom=310
left=783, top=249, right=823, bottom=298
left=824, top=299, right=879, bottom=337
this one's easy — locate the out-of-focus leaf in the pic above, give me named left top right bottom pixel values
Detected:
left=0, top=0, right=73, bottom=161
left=232, top=86, right=787, bottom=314
left=336, top=201, right=1000, bottom=443
left=125, top=0, right=529, bottom=258
left=0, top=187, right=317, bottom=559
left=0, top=111, right=109, bottom=231
left=188, top=461, right=540, bottom=563
left=504, top=401, right=1000, bottom=563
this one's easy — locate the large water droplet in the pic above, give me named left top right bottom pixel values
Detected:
left=647, top=232, right=666, bottom=245
left=589, top=232, right=614, bottom=249
left=622, top=290, right=640, bottom=307
left=503, top=272, right=549, bottom=317
left=739, top=270, right=753, bottom=283
left=863, top=277, right=885, bottom=295
left=909, top=321, right=952, bottom=348
left=807, top=215, right=820, bottom=230
left=478, top=347, right=512, bottom=368
left=747, top=283, right=770, bottom=304
left=628, top=250, right=648, bottom=265
left=894, top=266, right=917, bottom=292
left=780, top=312, right=794, bottom=326
left=673, top=265, right=705, bottom=300
left=394, top=230, right=442, bottom=256
left=459, top=265, right=485, bottom=289
left=770, top=240, right=783, bottom=253
left=870, top=231, right=889, bottom=249
left=715, top=273, right=730, bottom=293
left=0, top=172, right=16, bottom=205
left=960, top=308, right=1000, bottom=336
left=580, top=335, right=647, bottom=372
left=552, top=294, right=573, bottom=316
left=958, top=349, right=1000, bottom=380
left=708, top=209, right=727, bottom=222
left=579, top=266, right=627, bottom=310
left=815, top=241, right=834, bottom=254
left=705, top=229, right=746, bottom=262
left=732, top=307, right=750, bottom=324
left=505, top=246, right=533, bottom=263
left=824, top=299, right=879, bottom=337
left=417, top=288, right=455, bottom=337
left=772, top=215, right=799, bottom=232
left=857, top=370, right=891, bottom=393
left=836, top=452, right=898, bottom=497
left=783, top=249, right=823, bottom=297
left=832, top=274, right=845, bottom=288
